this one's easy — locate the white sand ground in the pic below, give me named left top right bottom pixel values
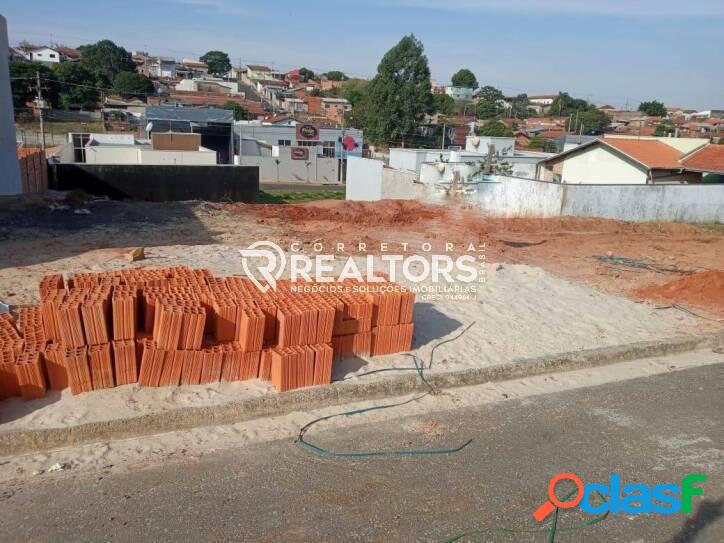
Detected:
left=1, top=244, right=718, bottom=433
left=1, top=350, right=721, bottom=483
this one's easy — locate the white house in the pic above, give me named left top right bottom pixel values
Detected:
left=17, top=45, right=62, bottom=64
left=536, top=137, right=704, bottom=184
left=528, top=94, right=557, bottom=107
left=445, top=86, right=474, bottom=102
left=148, top=57, right=176, bottom=79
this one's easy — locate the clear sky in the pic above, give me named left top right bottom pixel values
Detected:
left=3, top=1, right=723, bottom=109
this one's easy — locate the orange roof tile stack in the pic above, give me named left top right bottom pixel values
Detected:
left=0, top=267, right=417, bottom=401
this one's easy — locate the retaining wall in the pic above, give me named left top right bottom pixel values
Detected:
left=53, top=164, right=259, bottom=202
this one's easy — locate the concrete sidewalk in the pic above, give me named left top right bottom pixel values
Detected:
left=1, top=331, right=722, bottom=456
left=1, top=360, right=721, bottom=542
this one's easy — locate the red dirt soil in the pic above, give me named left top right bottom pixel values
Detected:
left=223, top=199, right=724, bottom=317
left=632, top=271, right=724, bottom=310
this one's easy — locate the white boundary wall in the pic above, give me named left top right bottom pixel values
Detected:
left=346, top=158, right=724, bottom=222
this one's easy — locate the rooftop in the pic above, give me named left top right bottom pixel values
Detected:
left=145, top=106, right=234, bottom=124
left=680, top=144, right=724, bottom=173
left=246, top=65, right=271, bottom=71
left=603, top=138, right=683, bottom=169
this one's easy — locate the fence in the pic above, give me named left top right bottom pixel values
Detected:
left=17, top=148, right=49, bottom=194
left=346, top=158, right=724, bottom=223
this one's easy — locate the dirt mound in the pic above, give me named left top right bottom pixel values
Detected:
left=633, top=271, right=724, bottom=310
left=251, top=199, right=448, bottom=227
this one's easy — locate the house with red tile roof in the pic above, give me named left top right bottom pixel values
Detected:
left=680, top=144, right=724, bottom=175
left=537, top=137, right=706, bottom=184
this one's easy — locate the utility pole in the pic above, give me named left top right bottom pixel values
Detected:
left=36, top=71, right=46, bottom=150
left=441, top=121, right=446, bottom=150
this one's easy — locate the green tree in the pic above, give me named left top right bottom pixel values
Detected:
left=222, top=101, right=250, bottom=121
left=638, top=100, right=666, bottom=117
left=433, top=93, right=456, bottom=116
left=509, top=93, right=530, bottom=119
left=112, top=72, right=155, bottom=99
left=477, top=121, right=513, bottom=137
left=476, top=85, right=504, bottom=119
left=548, top=92, right=589, bottom=116
left=78, top=40, right=135, bottom=86
left=200, top=50, right=231, bottom=76
left=363, top=34, right=433, bottom=145
left=52, top=62, right=98, bottom=109
left=654, top=120, right=676, bottom=137
left=343, top=81, right=366, bottom=106
left=572, top=109, right=610, bottom=133
left=324, top=70, right=348, bottom=81
left=9, top=61, right=55, bottom=108
left=299, top=67, right=315, bottom=81
left=451, top=68, right=478, bottom=89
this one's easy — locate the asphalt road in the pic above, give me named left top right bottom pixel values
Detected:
left=1, top=363, right=722, bottom=542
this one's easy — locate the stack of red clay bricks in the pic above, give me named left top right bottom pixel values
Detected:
left=17, top=147, right=49, bottom=194
left=0, top=267, right=415, bottom=401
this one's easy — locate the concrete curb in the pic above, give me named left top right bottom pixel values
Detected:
left=2, top=331, right=723, bottom=456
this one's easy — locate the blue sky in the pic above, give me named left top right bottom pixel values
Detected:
left=3, top=1, right=723, bottom=109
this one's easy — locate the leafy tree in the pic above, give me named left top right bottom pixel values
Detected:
left=299, top=67, right=315, bottom=81
left=343, top=81, right=366, bottom=106
left=509, top=93, right=530, bottom=119
left=433, top=93, right=456, bottom=116
left=344, top=98, right=369, bottom=130
left=53, top=62, right=98, bottom=109
left=548, top=92, right=589, bottom=116
left=654, top=120, right=676, bottom=137
left=222, top=101, right=250, bottom=121
left=324, top=70, right=348, bottom=81
left=78, top=40, right=135, bottom=86
left=638, top=100, right=666, bottom=117
left=112, top=72, right=155, bottom=99
left=477, top=121, right=513, bottom=137
left=451, top=68, right=478, bottom=89
left=200, top=50, right=231, bottom=76
left=476, top=85, right=504, bottom=119
left=363, top=34, right=433, bottom=145
left=572, top=109, right=610, bottom=134
left=9, top=61, right=55, bottom=108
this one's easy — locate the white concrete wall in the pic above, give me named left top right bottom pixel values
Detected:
left=465, top=136, right=516, bottom=155
left=85, top=147, right=217, bottom=165
left=561, top=146, right=648, bottom=184
left=0, top=15, right=21, bottom=195
left=241, top=147, right=338, bottom=183
left=348, top=158, right=724, bottom=222
left=140, top=149, right=217, bottom=165
left=346, top=157, right=383, bottom=201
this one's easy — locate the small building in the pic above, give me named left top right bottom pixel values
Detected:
left=536, top=138, right=704, bottom=184
left=79, top=133, right=217, bottom=165
left=445, top=86, right=474, bottom=102
left=175, top=78, right=241, bottom=95
left=177, top=59, right=208, bottom=79
left=146, top=106, right=235, bottom=164
left=283, top=97, right=308, bottom=113
left=56, top=46, right=81, bottom=61
left=528, top=94, right=557, bottom=107
left=16, top=45, right=62, bottom=64
left=148, top=57, right=177, bottom=79
left=680, top=144, right=724, bottom=181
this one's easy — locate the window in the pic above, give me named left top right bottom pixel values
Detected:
left=297, top=141, right=318, bottom=147
left=321, top=141, right=336, bottom=158
left=49, top=53, right=57, bottom=58
left=277, top=139, right=291, bottom=146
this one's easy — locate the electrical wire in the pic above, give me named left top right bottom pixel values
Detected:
left=296, top=322, right=476, bottom=457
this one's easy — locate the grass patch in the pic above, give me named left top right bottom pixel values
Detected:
left=695, top=222, right=724, bottom=233
left=256, top=190, right=345, bottom=204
